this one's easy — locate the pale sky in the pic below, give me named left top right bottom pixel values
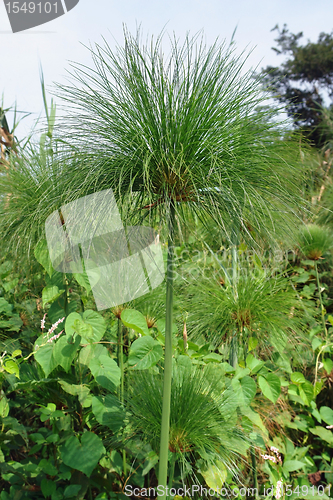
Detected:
left=1, top=0, right=333, bottom=138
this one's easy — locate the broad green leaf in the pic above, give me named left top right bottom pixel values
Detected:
left=121, top=309, right=149, bottom=336
left=292, top=271, right=310, bottom=283
left=38, top=459, right=58, bottom=476
left=231, top=376, right=257, bottom=407
left=310, top=426, right=333, bottom=445
left=0, top=315, right=23, bottom=332
left=233, top=366, right=250, bottom=380
left=201, top=461, right=227, bottom=491
left=274, top=354, right=292, bottom=374
left=59, top=381, right=92, bottom=408
left=64, top=485, right=82, bottom=498
left=320, top=406, right=333, bottom=426
left=203, top=353, right=222, bottom=363
left=0, top=260, right=13, bottom=279
left=282, top=460, right=306, bottom=472
left=301, top=259, right=316, bottom=266
left=246, top=354, right=264, bottom=373
left=142, top=450, right=159, bottom=476
left=291, top=372, right=306, bottom=384
left=73, top=260, right=101, bottom=293
left=92, top=395, right=125, bottom=431
left=248, top=337, right=258, bottom=351
left=73, top=271, right=92, bottom=293
left=175, top=355, right=192, bottom=371
left=47, top=298, right=77, bottom=327
left=231, top=375, right=257, bottom=406
left=155, top=319, right=178, bottom=337
left=0, top=391, right=9, bottom=418
left=0, top=298, right=13, bottom=315
left=42, top=286, right=65, bottom=308
left=34, top=336, right=58, bottom=377
left=65, top=310, right=106, bottom=343
left=323, top=358, right=333, bottom=374
left=314, top=380, right=324, bottom=397
left=74, top=318, right=94, bottom=342
left=128, top=336, right=163, bottom=370
left=312, top=337, right=323, bottom=351
left=82, top=310, right=106, bottom=342
left=3, top=278, right=18, bottom=292
left=79, top=344, right=109, bottom=366
left=53, top=334, right=80, bottom=372
left=34, top=239, right=54, bottom=278
left=311, top=406, right=322, bottom=423
left=220, top=362, right=235, bottom=373
left=65, top=312, right=82, bottom=337
left=60, top=432, right=104, bottom=477
left=258, top=374, right=281, bottom=404
left=46, top=270, right=64, bottom=289
left=240, top=376, right=257, bottom=404
left=299, top=381, right=314, bottom=406
left=240, top=407, right=268, bottom=436
left=4, top=360, right=19, bottom=379
left=41, top=478, right=56, bottom=497
left=89, top=355, right=121, bottom=391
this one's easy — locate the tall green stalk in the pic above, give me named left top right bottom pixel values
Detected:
left=229, top=231, right=239, bottom=368
left=229, top=333, right=238, bottom=368
left=117, top=318, right=127, bottom=476
left=158, top=201, right=176, bottom=499
left=315, top=261, right=328, bottom=339
left=251, top=448, right=258, bottom=498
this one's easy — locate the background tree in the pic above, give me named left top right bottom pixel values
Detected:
left=0, top=107, right=16, bottom=169
left=262, top=24, right=333, bottom=148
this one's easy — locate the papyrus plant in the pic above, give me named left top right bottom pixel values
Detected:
left=1, top=28, right=306, bottom=498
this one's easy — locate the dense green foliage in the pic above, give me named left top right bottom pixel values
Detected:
left=1, top=27, right=333, bottom=500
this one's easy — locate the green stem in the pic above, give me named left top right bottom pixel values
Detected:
left=315, top=261, right=327, bottom=339
left=158, top=201, right=176, bottom=499
left=251, top=448, right=258, bottom=498
left=243, top=332, right=248, bottom=364
left=117, top=318, right=122, bottom=367
left=232, top=245, right=238, bottom=289
left=229, top=332, right=238, bottom=368
left=64, top=275, right=69, bottom=316
left=314, top=342, right=333, bottom=386
left=117, top=319, right=127, bottom=476
left=229, top=230, right=239, bottom=368
left=231, top=228, right=239, bottom=294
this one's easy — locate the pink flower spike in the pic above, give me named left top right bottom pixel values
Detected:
left=41, top=313, right=47, bottom=330
left=270, top=446, right=282, bottom=463
left=47, top=317, right=65, bottom=337
left=326, top=425, right=333, bottom=429
left=47, top=330, right=64, bottom=344
left=275, top=479, right=283, bottom=499
left=261, top=454, right=276, bottom=463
